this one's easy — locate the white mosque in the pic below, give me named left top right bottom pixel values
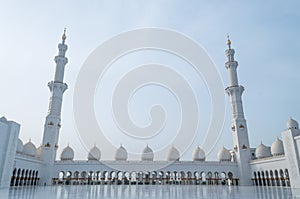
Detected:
left=0, top=31, right=300, bottom=192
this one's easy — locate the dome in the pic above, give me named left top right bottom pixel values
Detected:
left=141, top=145, right=154, bottom=161
left=88, top=145, right=101, bottom=161
left=255, top=142, right=271, bottom=159
left=115, top=145, right=128, bottom=161
left=271, top=137, right=284, bottom=156
left=36, top=145, right=42, bottom=158
left=167, top=146, right=180, bottom=161
left=217, top=146, right=231, bottom=161
left=16, top=138, right=23, bottom=153
left=23, top=139, right=37, bottom=157
left=60, top=145, right=74, bottom=161
left=0, top=116, right=7, bottom=122
left=192, top=146, right=205, bottom=161
left=287, top=118, right=299, bottom=130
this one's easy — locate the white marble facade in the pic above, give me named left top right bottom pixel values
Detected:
left=0, top=32, right=299, bottom=193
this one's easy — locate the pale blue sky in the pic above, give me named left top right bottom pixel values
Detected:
left=0, top=1, right=299, bottom=160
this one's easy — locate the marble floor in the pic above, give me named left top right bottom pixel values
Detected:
left=0, top=185, right=295, bottom=199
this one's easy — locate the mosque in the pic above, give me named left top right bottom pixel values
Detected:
left=0, top=30, right=300, bottom=192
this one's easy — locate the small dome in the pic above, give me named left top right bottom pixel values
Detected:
left=167, top=146, right=180, bottom=161
left=255, top=142, right=271, bottom=159
left=287, top=118, right=299, bottom=130
left=217, top=146, right=231, bottom=161
left=141, top=145, right=154, bottom=161
left=88, top=145, right=101, bottom=161
left=23, top=139, right=37, bottom=157
left=0, top=116, right=7, bottom=122
left=192, top=146, right=205, bottom=161
left=36, top=145, right=42, bottom=158
left=115, top=145, right=128, bottom=161
left=16, top=138, right=23, bottom=153
left=271, top=137, right=284, bottom=156
left=60, top=145, right=74, bottom=161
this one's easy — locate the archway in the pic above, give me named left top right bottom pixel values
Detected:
left=214, top=172, right=219, bottom=185
left=270, top=170, right=274, bottom=186
left=58, top=171, right=65, bottom=185
left=265, top=171, right=270, bottom=186
left=274, top=170, right=280, bottom=186
left=158, top=171, right=164, bottom=184
left=19, top=169, right=25, bottom=186
left=124, top=172, right=130, bottom=184
left=151, top=171, right=157, bottom=185
left=221, top=172, right=226, bottom=185
left=102, top=171, right=109, bottom=184
left=180, top=171, right=185, bottom=185
left=144, top=171, right=150, bottom=185
left=81, top=171, right=87, bottom=185
left=200, top=172, right=206, bottom=185
left=110, top=171, right=116, bottom=184
left=65, top=171, right=72, bottom=185
left=28, top=170, right=32, bottom=186
left=206, top=172, right=212, bottom=185
left=31, top=170, right=35, bottom=185
left=117, top=171, right=123, bottom=184
left=187, top=171, right=192, bottom=185
left=137, top=171, right=143, bottom=184
left=131, top=172, right=137, bottom=184
left=10, top=168, right=16, bottom=186
left=261, top=171, right=266, bottom=186
left=74, top=171, right=79, bottom=185
left=228, top=172, right=233, bottom=186
left=279, top=169, right=285, bottom=186
left=285, top=169, right=290, bottom=187
left=193, top=171, right=199, bottom=185
left=15, top=169, right=21, bottom=186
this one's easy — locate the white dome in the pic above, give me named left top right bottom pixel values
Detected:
left=23, top=140, right=37, bottom=157
left=115, top=145, right=128, bottom=161
left=0, top=116, right=7, bottom=122
left=141, top=145, right=154, bottom=161
left=88, top=145, right=101, bottom=161
left=287, top=118, right=299, bottom=130
left=36, top=145, right=42, bottom=158
left=217, top=146, right=231, bottom=161
left=255, top=142, right=271, bottom=159
left=192, top=146, right=205, bottom=161
left=167, top=146, right=180, bottom=161
left=271, top=137, right=284, bottom=156
left=60, top=145, right=74, bottom=161
left=16, top=138, right=23, bottom=153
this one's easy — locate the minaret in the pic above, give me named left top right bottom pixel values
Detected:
left=225, top=36, right=251, bottom=185
left=40, top=29, right=68, bottom=165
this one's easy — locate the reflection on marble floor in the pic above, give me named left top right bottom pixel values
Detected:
left=1, top=185, right=294, bottom=199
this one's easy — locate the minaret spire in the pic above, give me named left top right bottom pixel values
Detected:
left=62, top=28, right=67, bottom=44
left=40, top=29, right=68, bottom=169
left=227, top=34, right=231, bottom=49
left=225, top=36, right=251, bottom=185
left=54, top=29, right=68, bottom=83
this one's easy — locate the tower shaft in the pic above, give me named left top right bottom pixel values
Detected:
left=225, top=37, right=251, bottom=185
left=40, top=31, right=68, bottom=165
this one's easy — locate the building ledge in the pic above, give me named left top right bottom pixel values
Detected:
left=15, top=153, right=43, bottom=164
left=249, top=155, right=285, bottom=164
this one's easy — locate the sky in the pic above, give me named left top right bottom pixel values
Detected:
left=0, top=1, right=299, bottom=161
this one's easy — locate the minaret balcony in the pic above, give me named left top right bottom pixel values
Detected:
left=225, top=61, right=238, bottom=69
left=225, top=85, right=244, bottom=96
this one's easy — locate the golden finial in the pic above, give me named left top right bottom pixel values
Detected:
left=227, top=34, right=231, bottom=49
left=62, top=28, right=67, bottom=43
